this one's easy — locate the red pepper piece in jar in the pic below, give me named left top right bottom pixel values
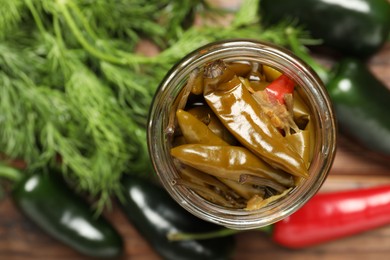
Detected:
left=265, top=74, right=295, bottom=104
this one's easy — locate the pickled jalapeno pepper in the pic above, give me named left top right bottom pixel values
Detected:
left=169, top=60, right=314, bottom=210
left=203, top=74, right=307, bottom=178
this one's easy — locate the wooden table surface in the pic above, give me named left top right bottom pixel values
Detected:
left=1, top=30, right=390, bottom=260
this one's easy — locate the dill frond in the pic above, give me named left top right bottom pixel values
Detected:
left=0, top=0, right=25, bottom=39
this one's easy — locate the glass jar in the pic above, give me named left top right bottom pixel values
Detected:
left=147, top=40, right=337, bottom=230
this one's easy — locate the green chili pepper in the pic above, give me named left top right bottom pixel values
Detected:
left=227, top=62, right=252, bottom=77
left=190, top=70, right=205, bottom=95
left=119, top=175, right=235, bottom=260
left=292, top=89, right=311, bottom=125
left=187, top=106, right=237, bottom=145
left=176, top=109, right=229, bottom=146
left=174, top=163, right=245, bottom=207
left=260, top=0, right=390, bottom=58
left=175, top=108, right=272, bottom=206
left=12, top=171, right=123, bottom=258
left=218, top=178, right=265, bottom=200
left=171, top=144, right=294, bottom=188
left=204, top=71, right=308, bottom=178
left=326, top=58, right=390, bottom=155
left=286, top=130, right=311, bottom=169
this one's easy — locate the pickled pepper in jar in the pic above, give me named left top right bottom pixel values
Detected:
left=170, top=60, right=314, bottom=210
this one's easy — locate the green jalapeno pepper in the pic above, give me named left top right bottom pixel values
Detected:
left=292, top=90, right=311, bottom=128
left=175, top=163, right=245, bottom=207
left=204, top=70, right=308, bottom=178
left=218, top=178, right=266, bottom=200
left=175, top=174, right=246, bottom=208
left=176, top=109, right=229, bottom=146
left=260, top=0, right=390, bottom=58
left=11, top=171, right=123, bottom=258
left=187, top=106, right=237, bottom=145
left=227, top=62, right=252, bottom=77
left=190, top=70, right=205, bottom=95
left=326, top=58, right=390, bottom=155
left=175, top=108, right=274, bottom=206
left=263, top=64, right=282, bottom=81
left=119, top=175, right=236, bottom=260
left=171, top=144, right=294, bottom=188
left=286, top=130, right=311, bottom=168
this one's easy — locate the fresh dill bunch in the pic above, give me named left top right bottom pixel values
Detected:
left=0, top=0, right=317, bottom=212
left=63, top=0, right=205, bottom=50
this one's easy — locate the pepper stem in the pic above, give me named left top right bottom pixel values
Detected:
left=285, top=27, right=329, bottom=84
left=167, top=228, right=243, bottom=241
left=167, top=225, right=274, bottom=241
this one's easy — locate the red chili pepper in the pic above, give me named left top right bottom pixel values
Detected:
left=265, top=74, right=295, bottom=104
left=272, top=185, right=390, bottom=248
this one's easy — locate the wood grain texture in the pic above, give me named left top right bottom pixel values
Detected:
left=1, top=26, right=390, bottom=260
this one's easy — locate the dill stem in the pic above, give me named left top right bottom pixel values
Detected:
left=58, top=0, right=158, bottom=66
left=57, top=1, right=127, bottom=65
left=25, top=0, right=46, bottom=36
left=53, top=16, right=65, bottom=48
left=67, top=0, right=100, bottom=41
